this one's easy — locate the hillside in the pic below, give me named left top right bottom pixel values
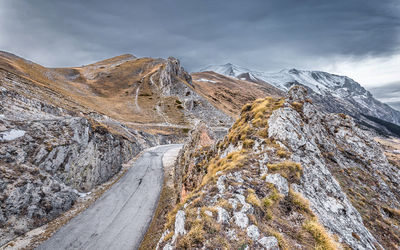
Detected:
left=0, top=52, right=232, bottom=136
left=0, top=52, right=234, bottom=246
left=191, top=71, right=284, bottom=119
left=158, top=86, right=400, bottom=249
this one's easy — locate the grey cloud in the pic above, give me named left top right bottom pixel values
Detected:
left=0, top=0, right=399, bottom=73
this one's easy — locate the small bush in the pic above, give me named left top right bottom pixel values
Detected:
left=291, top=101, right=304, bottom=112
left=243, top=139, right=254, bottom=148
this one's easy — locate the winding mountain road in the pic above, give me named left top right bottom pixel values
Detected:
left=37, top=144, right=182, bottom=250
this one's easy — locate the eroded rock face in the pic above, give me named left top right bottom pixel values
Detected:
left=268, top=86, right=400, bottom=249
left=158, top=57, right=233, bottom=127
left=174, top=122, right=225, bottom=201
left=158, top=86, right=400, bottom=249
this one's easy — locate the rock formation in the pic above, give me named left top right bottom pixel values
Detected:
left=158, top=86, right=400, bottom=249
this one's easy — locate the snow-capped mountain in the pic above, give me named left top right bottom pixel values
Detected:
left=201, top=63, right=400, bottom=129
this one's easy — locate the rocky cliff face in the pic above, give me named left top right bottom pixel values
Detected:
left=158, top=86, right=400, bottom=249
left=157, top=57, right=233, bottom=127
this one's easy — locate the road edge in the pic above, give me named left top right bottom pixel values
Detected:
left=139, top=145, right=182, bottom=250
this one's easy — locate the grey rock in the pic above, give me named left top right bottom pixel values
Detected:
left=264, top=173, right=289, bottom=196
left=174, top=210, right=186, bottom=236
left=258, top=236, right=279, bottom=250
left=216, top=206, right=229, bottom=224
left=246, top=225, right=260, bottom=241
left=233, top=212, right=249, bottom=229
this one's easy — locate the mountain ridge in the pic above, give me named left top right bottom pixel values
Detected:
left=201, top=63, right=400, bottom=135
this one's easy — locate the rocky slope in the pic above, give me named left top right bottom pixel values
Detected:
left=0, top=69, right=162, bottom=245
left=158, top=86, right=400, bottom=249
left=201, top=64, right=400, bottom=136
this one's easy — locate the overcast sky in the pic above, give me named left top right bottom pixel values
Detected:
left=0, top=0, right=399, bottom=87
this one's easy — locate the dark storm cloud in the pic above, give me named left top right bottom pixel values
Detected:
left=0, top=0, right=399, bottom=72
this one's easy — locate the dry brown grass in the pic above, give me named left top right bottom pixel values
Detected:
left=303, top=218, right=339, bottom=250
left=200, top=150, right=248, bottom=186
left=191, top=72, right=284, bottom=119
left=246, top=189, right=262, bottom=208
left=267, top=161, right=303, bottom=182
left=176, top=221, right=205, bottom=249
left=288, top=189, right=313, bottom=215
left=0, top=53, right=191, bottom=136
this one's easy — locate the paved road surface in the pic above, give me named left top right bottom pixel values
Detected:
left=37, top=144, right=182, bottom=250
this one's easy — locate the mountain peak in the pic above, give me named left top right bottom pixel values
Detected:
left=200, top=63, right=252, bottom=77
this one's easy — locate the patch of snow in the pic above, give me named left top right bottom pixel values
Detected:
left=174, top=210, right=186, bottom=236
left=228, top=198, right=238, bottom=210
left=196, top=78, right=217, bottom=83
left=217, top=175, right=226, bottom=194
left=227, top=229, right=238, bottom=241
left=204, top=210, right=213, bottom=217
left=216, top=206, right=229, bottom=224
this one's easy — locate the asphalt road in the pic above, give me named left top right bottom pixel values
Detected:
left=37, top=144, right=182, bottom=250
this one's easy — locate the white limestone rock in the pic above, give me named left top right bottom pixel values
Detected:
left=258, top=236, right=279, bottom=250
left=233, top=212, right=249, bottom=229
left=264, top=173, right=289, bottom=196
left=246, top=225, right=260, bottom=241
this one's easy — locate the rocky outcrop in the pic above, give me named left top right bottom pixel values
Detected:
left=157, top=57, right=233, bottom=128
left=174, top=122, right=224, bottom=201
left=159, top=57, right=193, bottom=95
left=158, top=86, right=400, bottom=249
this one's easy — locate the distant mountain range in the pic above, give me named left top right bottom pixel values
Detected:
left=201, top=63, right=400, bottom=136
left=369, top=82, right=400, bottom=111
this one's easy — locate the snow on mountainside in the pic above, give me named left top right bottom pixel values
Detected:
left=201, top=63, right=400, bottom=128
